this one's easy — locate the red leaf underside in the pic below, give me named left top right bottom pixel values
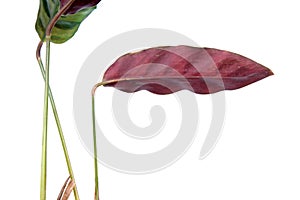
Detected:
left=61, top=0, right=101, bottom=14
left=102, top=46, right=273, bottom=94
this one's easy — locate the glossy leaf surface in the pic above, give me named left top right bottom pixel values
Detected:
left=35, top=0, right=100, bottom=43
left=102, top=46, right=273, bottom=94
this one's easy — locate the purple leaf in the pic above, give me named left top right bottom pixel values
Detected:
left=61, top=0, right=102, bottom=14
left=102, top=45, right=273, bottom=94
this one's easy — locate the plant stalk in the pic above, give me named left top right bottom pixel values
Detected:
left=37, top=0, right=79, bottom=195
left=37, top=41, right=80, bottom=200
left=40, top=36, right=51, bottom=200
left=92, top=94, right=99, bottom=200
left=91, top=82, right=120, bottom=199
left=38, top=1, right=82, bottom=199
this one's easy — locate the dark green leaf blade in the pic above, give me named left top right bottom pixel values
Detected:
left=35, top=0, right=97, bottom=44
left=49, top=6, right=96, bottom=43
left=35, top=0, right=60, bottom=41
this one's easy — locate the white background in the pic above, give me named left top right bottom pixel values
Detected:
left=0, top=0, right=300, bottom=199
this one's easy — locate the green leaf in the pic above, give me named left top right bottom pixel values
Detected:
left=35, top=0, right=96, bottom=44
